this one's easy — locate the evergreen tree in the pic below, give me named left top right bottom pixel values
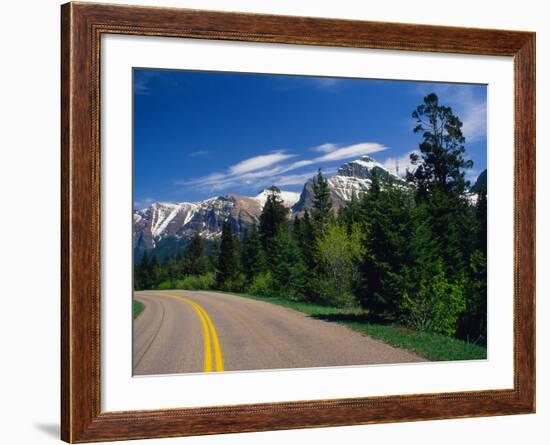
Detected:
left=184, top=232, right=207, bottom=275
left=338, top=191, right=362, bottom=234
left=357, top=176, right=414, bottom=318
left=135, top=251, right=151, bottom=290
left=259, top=186, right=289, bottom=256
left=216, top=221, right=239, bottom=289
left=241, top=225, right=266, bottom=285
left=149, top=255, right=160, bottom=287
left=161, top=255, right=177, bottom=284
left=270, top=226, right=307, bottom=300
left=407, top=93, right=477, bottom=279
left=476, top=185, right=487, bottom=253
left=312, top=169, right=333, bottom=232
left=408, top=92, right=473, bottom=199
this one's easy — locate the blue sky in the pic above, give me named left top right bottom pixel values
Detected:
left=134, top=68, right=487, bottom=208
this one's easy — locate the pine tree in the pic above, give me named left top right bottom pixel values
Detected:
left=136, top=251, right=151, bottom=290
left=408, top=92, right=473, bottom=199
left=270, top=226, right=307, bottom=300
left=241, top=225, right=266, bottom=285
left=476, top=185, right=487, bottom=254
left=357, top=177, right=414, bottom=318
left=184, top=232, right=207, bottom=275
left=312, top=169, right=333, bottom=232
left=407, top=93, right=477, bottom=279
left=259, top=186, right=289, bottom=256
left=339, top=191, right=362, bottom=234
left=216, top=221, right=239, bottom=289
left=149, top=255, right=160, bottom=287
left=161, top=255, right=177, bottom=284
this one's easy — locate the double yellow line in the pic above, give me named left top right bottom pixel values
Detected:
left=155, top=293, right=224, bottom=372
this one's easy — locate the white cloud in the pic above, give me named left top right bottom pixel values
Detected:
left=134, top=197, right=156, bottom=208
left=189, top=149, right=209, bottom=157
left=177, top=141, right=389, bottom=195
left=312, top=143, right=338, bottom=153
left=228, top=151, right=295, bottom=175
left=317, top=143, right=388, bottom=162
left=314, top=77, right=341, bottom=89
left=382, top=151, right=418, bottom=178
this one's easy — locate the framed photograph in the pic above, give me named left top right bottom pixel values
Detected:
left=61, top=2, right=535, bottom=442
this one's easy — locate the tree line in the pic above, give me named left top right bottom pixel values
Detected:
left=134, top=93, right=487, bottom=345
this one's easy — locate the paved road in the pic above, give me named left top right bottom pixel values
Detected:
left=133, top=290, right=424, bottom=375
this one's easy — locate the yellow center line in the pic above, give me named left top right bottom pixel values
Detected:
left=150, top=292, right=224, bottom=373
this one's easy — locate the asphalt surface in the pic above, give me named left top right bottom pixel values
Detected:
left=133, top=290, right=424, bottom=375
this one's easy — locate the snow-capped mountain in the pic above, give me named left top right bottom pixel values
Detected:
left=134, top=190, right=300, bottom=251
left=133, top=156, right=401, bottom=252
left=292, top=156, right=404, bottom=214
left=254, top=189, right=300, bottom=208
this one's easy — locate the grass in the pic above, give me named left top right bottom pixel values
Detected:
left=219, top=291, right=487, bottom=362
left=133, top=299, right=145, bottom=320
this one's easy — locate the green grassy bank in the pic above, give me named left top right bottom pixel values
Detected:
left=221, top=292, right=487, bottom=362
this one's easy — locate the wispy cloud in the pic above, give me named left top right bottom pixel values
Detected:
left=134, top=197, right=156, bottom=209
left=314, top=77, right=341, bottom=89
left=133, top=70, right=159, bottom=96
left=312, top=143, right=338, bottom=153
left=228, top=151, right=296, bottom=175
left=316, top=143, right=387, bottom=162
left=189, top=150, right=210, bottom=157
left=177, top=141, right=389, bottom=195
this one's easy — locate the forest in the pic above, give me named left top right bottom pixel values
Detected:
left=134, top=93, right=488, bottom=346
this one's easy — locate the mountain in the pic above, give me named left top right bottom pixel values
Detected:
left=133, top=155, right=399, bottom=255
left=292, top=156, right=404, bottom=214
left=134, top=190, right=300, bottom=252
left=470, top=169, right=487, bottom=192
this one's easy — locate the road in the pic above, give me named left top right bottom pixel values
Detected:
left=133, top=290, right=424, bottom=375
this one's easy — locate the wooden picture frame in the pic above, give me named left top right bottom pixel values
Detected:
left=61, top=2, right=535, bottom=442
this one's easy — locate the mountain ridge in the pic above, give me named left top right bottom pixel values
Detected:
left=133, top=155, right=482, bottom=255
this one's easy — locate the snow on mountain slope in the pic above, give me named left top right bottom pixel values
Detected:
left=134, top=155, right=407, bottom=251
left=292, top=155, right=404, bottom=214
left=254, top=189, right=301, bottom=208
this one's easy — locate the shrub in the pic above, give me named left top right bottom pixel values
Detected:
left=314, top=222, right=363, bottom=306
left=248, top=271, right=273, bottom=297
left=172, top=273, right=215, bottom=291
left=401, top=260, right=466, bottom=336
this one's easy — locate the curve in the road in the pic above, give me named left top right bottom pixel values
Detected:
left=161, top=294, right=224, bottom=372
left=133, top=290, right=425, bottom=376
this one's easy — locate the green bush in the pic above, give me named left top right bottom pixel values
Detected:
left=401, top=260, right=466, bottom=336
left=220, top=272, right=247, bottom=293
left=248, top=271, right=273, bottom=297
left=155, top=280, right=173, bottom=290
left=314, top=222, right=363, bottom=306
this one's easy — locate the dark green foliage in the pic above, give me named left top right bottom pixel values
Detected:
left=339, top=191, right=362, bottom=234
left=357, top=173, right=414, bottom=318
left=216, top=221, right=241, bottom=290
left=134, top=251, right=151, bottom=290
left=311, top=169, right=333, bottom=233
left=149, top=255, right=160, bottom=286
left=259, top=186, right=289, bottom=256
left=270, top=226, right=307, bottom=300
left=241, top=225, right=266, bottom=285
left=183, top=233, right=208, bottom=275
left=408, top=92, right=473, bottom=198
